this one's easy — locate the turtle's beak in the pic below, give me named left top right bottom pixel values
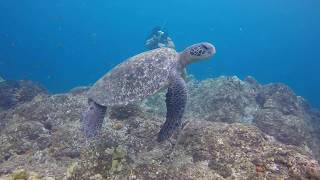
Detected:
left=202, top=42, right=216, bottom=59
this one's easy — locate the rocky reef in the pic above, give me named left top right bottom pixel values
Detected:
left=0, top=80, right=47, bottom=112
left=142, top=76, right=320, bottom=158
left=0, top=76, right=320, bottom=179
left=0, top=76, right=4, bottom=83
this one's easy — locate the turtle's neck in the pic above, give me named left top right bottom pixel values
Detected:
left=178, top=49, right=192, bottom=68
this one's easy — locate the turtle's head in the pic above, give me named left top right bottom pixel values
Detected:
left=179, top=42, right=216, bottom=66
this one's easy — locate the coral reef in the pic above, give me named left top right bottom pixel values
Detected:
left=0, top=76, right=320, bottom=179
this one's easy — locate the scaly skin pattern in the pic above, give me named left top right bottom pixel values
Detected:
left=157, top=72, right=187, bottom=142
left=82, top=100, right=107, bottom=138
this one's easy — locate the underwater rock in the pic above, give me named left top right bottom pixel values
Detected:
left=0, top=80, right=47, bottom=111
left=66, top=121, right=320, bottom=179
left=0, top=76, right=319, bottom=179
left=187, top=76, right=260, bottom=124
left=9, top=169, right=28, bottom=179
left=0, top=76, right=5, bottom=83
left=255, top=83, right=301, bottom=114
left=253, top=83, right=314, bottom=148
left=109, top=104, right=144, bottom=121
left=0, top=92, right=87, bottom=178
left=176, top=121, right=320, bottom=179
left=143, top=76, right=318, bottom=155
left=308, top=108, right=320, bottom=162
left=9, top=169, right=41, bottom=180
left=142, top=76, right=260, bottom=124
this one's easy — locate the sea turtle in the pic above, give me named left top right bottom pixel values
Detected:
left=82, top=42, right=216, bottom=142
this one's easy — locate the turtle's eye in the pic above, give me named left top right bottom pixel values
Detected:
left=190, top=45, right=207, bottom=56
left=201, top=44, right=209, bottom=50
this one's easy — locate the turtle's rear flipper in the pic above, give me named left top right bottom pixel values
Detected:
left=82, top=99, right=107, bottom=138
left=157, top=73, right=187, bottom=142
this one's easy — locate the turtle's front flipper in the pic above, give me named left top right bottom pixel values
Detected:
left=157, top=73, right=187, bottom=142
left=82, top=99, right=107, bottom=138
left=181, top=68, right=188, bottom=80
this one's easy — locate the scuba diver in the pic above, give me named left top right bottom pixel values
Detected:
left=145, top=26, right=175, bottom=50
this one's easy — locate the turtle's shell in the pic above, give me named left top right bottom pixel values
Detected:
left=88, top=48, right=179, bottom=106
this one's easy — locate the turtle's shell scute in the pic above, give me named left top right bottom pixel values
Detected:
left=88, top=48, right=178, bottom=106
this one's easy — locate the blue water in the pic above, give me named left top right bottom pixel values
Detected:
left=0, top=0, right=319, bottom=107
